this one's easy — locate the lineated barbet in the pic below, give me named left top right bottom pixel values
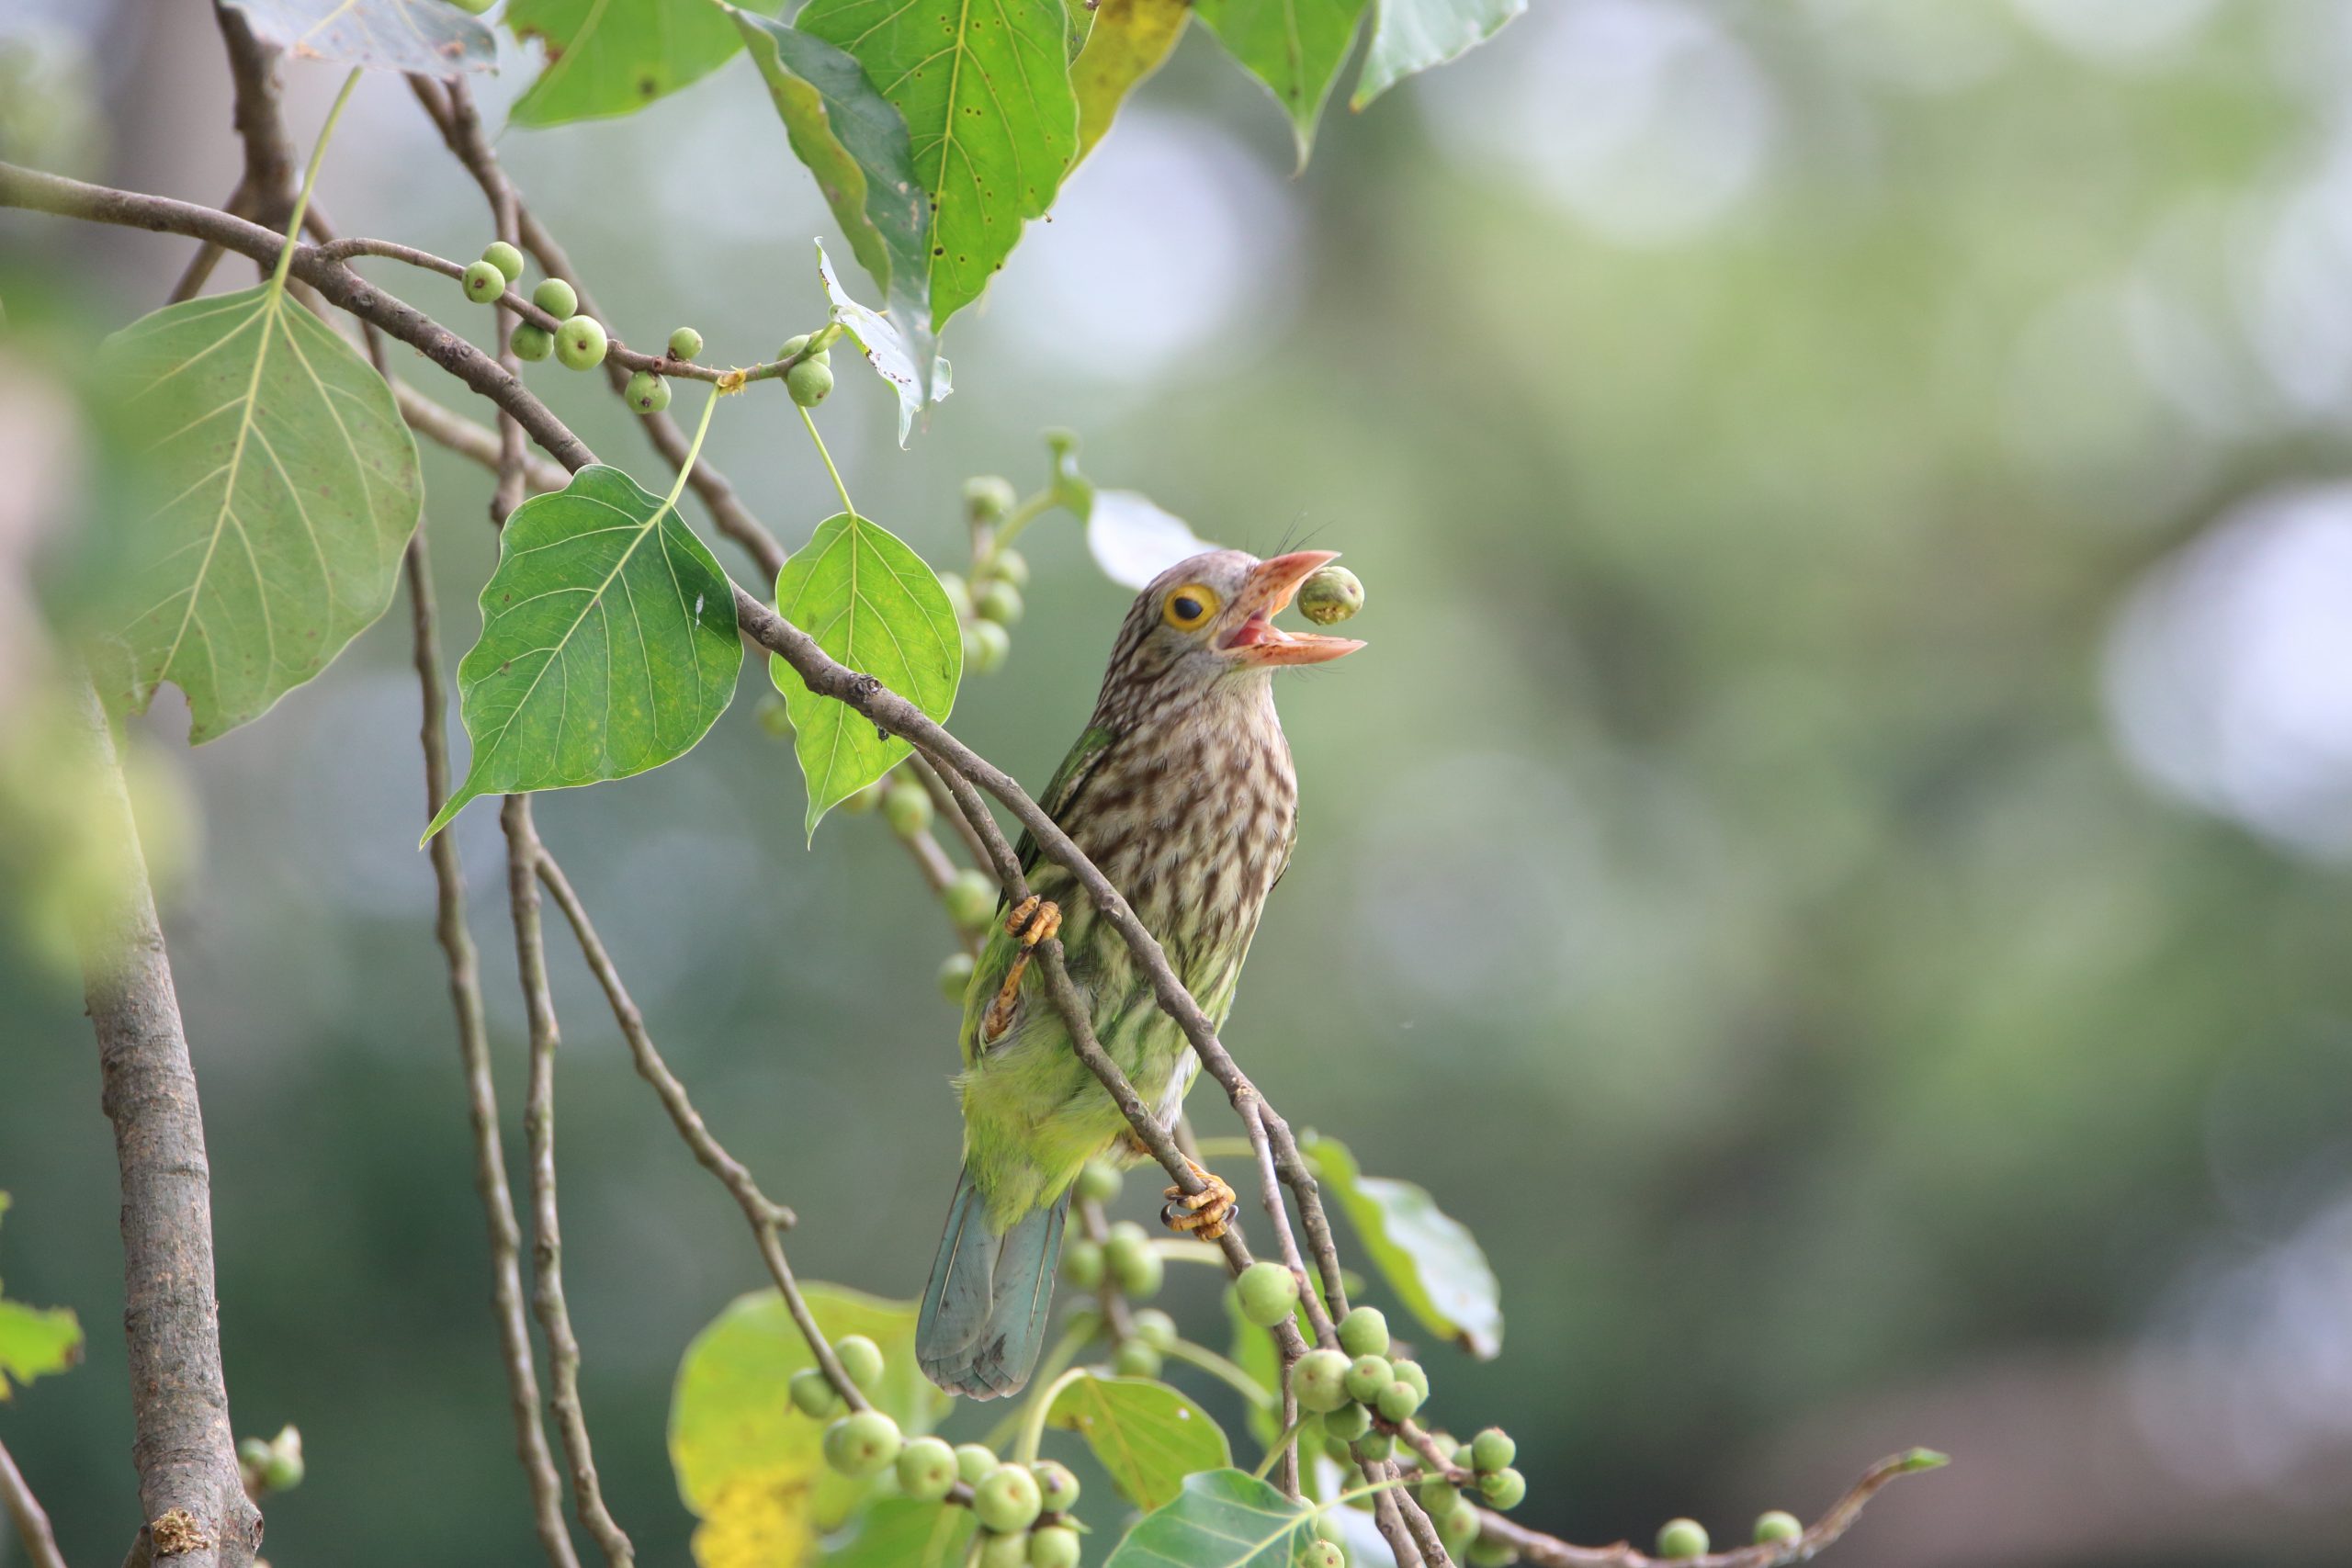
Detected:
left=917, top=549, right=1363, bottom=1397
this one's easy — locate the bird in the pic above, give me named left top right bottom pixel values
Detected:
left=916, top=548, right=1363, bottom=1399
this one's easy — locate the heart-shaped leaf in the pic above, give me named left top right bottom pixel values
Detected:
left=1102, top=1469, right=1318, bottom=1568
left=220, top=0, right=495, bottom=75
left=506, top=0, right=755, bottom=126
left=1351, top=0, right=1525, bottom=109
left=815, top=241, right=950, bottom=447
left=1047, top=1372, right=1232, bottom=1511
left=1193, top=0, right=1372, bottom=167
left=769, top=510, right=961, bottom=839
left=91, top=284, right=423, bottom=742
left=424, top=464, right=743, bottom=838
left=1299, top=1133, right=1501, bottom=1359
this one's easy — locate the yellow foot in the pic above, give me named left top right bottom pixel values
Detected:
left=1161, top=1156, right=1237, bottom=1242
left=983, top=896, right=1062, bottom=1040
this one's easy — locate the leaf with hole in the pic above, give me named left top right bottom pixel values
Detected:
left=506, top=0, right=762, bottom=126
left=1351, top=0, right=1524, bottom=108
left=769, top=510, right=961, bottom=839
left=220, top=0, right=495, bottom=74
left=813, top=241, right=949, bottom=447
left=1047, top=1372, right=1232, bottom=1512
left=424, top=464, right=742, bottom=839
left=1299, top=1132, right=1501, bottom=1359
left=797, top=0, right=1078, bottom=331
left=1193, top=0, right=1373, bottom=166
left=90, top=284, right=423, bottom=742
left=1102, top=1469, right=1320, bottom=1568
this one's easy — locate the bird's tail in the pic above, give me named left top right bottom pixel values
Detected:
left=916, top=1165, right=1068, bottom=1400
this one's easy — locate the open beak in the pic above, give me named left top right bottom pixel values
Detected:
left=1220, top=550, right=1366, bottom=668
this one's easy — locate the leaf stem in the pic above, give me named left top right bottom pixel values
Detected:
left=798, top=404, right=857, bottom=518
left=982, top=488, right=1057, bottom=562
left=1015, top=1365, right=1090, bottom=1467
left=1253, top=1416, right=1309, bottom=1481
left=662, top=385, right=722, bottom=515
left=270, top=66, right=360, bottom=297
left=980, top=1317, right=1099, bottom=1453
left=1165, top=1337, right=1277, bottom=1410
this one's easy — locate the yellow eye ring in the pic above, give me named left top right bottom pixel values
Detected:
left=1162, top=583, right=1220, bottom=630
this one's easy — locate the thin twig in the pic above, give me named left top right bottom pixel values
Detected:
left=0, top=1438, right=67, bottom=1568
left=404, top=536, right=582, bottom=1568
left=500, top=796, right=634, bottom=1568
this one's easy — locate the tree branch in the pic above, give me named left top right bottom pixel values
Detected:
left=0, top=1438, right=67, bottom=1568
left=499, top=797, right=634, bottom=1568
left=404, top=536, right=582, bottom=1568
left=73, top=683, right=262, bottom=1568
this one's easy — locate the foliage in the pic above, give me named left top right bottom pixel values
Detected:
left=1046, top=1372, right=1232, bottom=1511
left=1301, top=1134, right=1502, bottom=1360
left=1098, top=1470, right=1320, bottom=1568
left=0, top=1194, right=82, bottom=1398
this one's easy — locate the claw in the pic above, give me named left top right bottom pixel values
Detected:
left=1160, top=1157, right=1236, bottom=1242
left=983, top=897, right=1062, bottom=1041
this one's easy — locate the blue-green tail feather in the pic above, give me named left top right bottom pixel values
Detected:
left=917, top=1167, right=1068, bottom=1400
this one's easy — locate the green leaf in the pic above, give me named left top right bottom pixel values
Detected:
left=1070, top=0, right=1192, bottom=164
left=0, top=1194, right=83, bottom=1398
left=1351, top=0, right=1524, bottom=109
left=1102, top=1469, right=1318, bottom=1568
left=822, top=1496, right=974, bottom=1568
left=91, top=284, right=423, bottom=743
left=507, top=0, right=754, bottom=127
left=814, top=241, right=950, bottom=448
left=1299, top=1134, right=1500, bottom=1359
left=1046, top=1372, right=1232, bottom=1512
left=734, top=12, right=931, bottom=347
left=671, top=1284, right=952, bottom=1554
left=769, top=510, right=961, bottom=839
left=220, top=0, right=496, bottom=74
left=1193, top=0, right=1373, bottom=167
left=797, top=0, right=1078, bottom=331
left=424, top=465, right=742, bottom=839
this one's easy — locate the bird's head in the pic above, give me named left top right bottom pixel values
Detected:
left=1094, top=549, right=1363, bottom=726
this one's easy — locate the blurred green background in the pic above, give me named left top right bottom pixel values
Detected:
left=6, top=1, right=2352, bottom=1564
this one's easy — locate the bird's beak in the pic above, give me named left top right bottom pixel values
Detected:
left=1220, top=550, right=1366, bottom=667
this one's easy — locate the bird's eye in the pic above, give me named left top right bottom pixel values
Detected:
left=1162, top=585, right=1219, bottom=630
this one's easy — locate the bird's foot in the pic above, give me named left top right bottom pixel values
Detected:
left=983, top=896, right=1063, bottom=1039
left=1161, top=1156, right=1237, bottom=1242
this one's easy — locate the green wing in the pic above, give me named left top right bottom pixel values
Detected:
left=958, top=725, right=1120, bottom=1067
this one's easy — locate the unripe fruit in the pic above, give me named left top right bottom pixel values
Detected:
left=1062, top=1238, right=1104, bottom=1290
left=533, top=277, right=578, bottom=317
left=1656, top=1519, right=1708, bottom=1560
left=1322, top=1401, right=1371, bottom=1442
left=939, top=952, right=975, bottom=1003
left=938, top=571, right=974, bottom=620
left=1343, top=1355, right=1393, bottom=1404
left=787, top=358, right=834, bottom=407
left=813, top=347, right=833, bottom=367
left=986, top=547, right=1031, bottom=589
left=1470, top=1428, right=1516, bottom=1473
left=1467, top=1540, right=1519, bottom=1568
left=897, top=1436, right=958, bottom=1501
left=1337, top=1307, right=1389, bottom=1359
left=556, top=315, right=607, bottom=371
left=1390, top=1359, right=1428, bottom=1402
left=978, top=581, right=1023, bottom=627
left=1076, top=1160, right=1122, bottom=1204
left=1028, top=1526, right=1081, bottom=1568
left=1437, top=1498, right=1481, bottom=1556
left=626, top=369, right=672, bottom=414
left=1302, top=1542, right=1344, bottom=1568
left=1129, top=1307, right=1177, bottom=1353
left=481, top=240, right=526, bottom=283
left=512, top=322, right=554, bottom=362
left=1375, top=1380, right=1423, bottom=1424
left=463, top=259, right=506, bottom=303
left=972, top=1462, right=1044, bottom=1533
left=778, top=333, right=812, bottom=360
left=1033, top=1460, right=1080, bottom=1513
left=944, top=869, right=998, bottom=933
left=261, top=1439, right=303, bottom=1493
left=1113, top=1337, right=1162, bottom=1378
left=885, top=779, right=933, bottom=838
left=822, top=1411, right=901, bottom=1477
left=966, top=618, right=1011, bottom=674
left=980, top=1530, right=1030, bottom=1568
left=1292, top=1348, right=1354, bottom=1413
left=789, top=1367, right=844, bottom=1417
left=1417, top=1477, right=1460, bottom=1516
left=1297, top=565, right=1363, bottom=626
left=239, top=1437, right=270, bottom=1473
left=956, top=1443, right=999, bottom=1484
left=1752, top=1510, right=1802, bottom=1546
left=1235, top=1261, right=1301, bottom=1327
left=1424, top=1429, right=1459, bottom=1464
left=1315, top=1513, right=1346, bottom=1545
left=1105, top=1224, right=1163, bottom=1299
left=1350, top=1431, right=1393, bottom=1463
left=965, top=475, right=1018, bottom=523
left=668, top=326, right=704, bottom=360
left=842, top=777, right=887, bottom=814
left=1479, top=1468, right=1525, bottom=1510
left=833, top=1335, right=885, bottom=1390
